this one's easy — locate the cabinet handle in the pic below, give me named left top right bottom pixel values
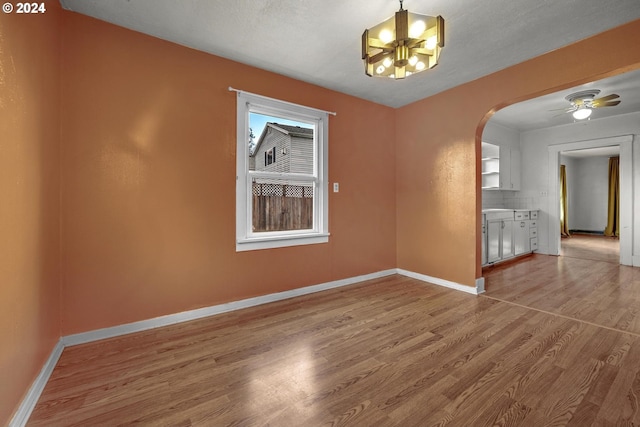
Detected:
left=501, top=221, right=505, bottom=229
left=521, top=222, right=525, bottom=227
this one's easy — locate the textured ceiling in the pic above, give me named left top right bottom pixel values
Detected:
left=491, top=68, right=640, bottom=131
left=59, top=0, right=640, bottom=128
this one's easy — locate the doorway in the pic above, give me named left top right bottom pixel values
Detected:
left=548, top=135, right=633, bottom=265
left=559, top=147, right=621, bottom=263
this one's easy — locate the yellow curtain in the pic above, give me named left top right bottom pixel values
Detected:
left=560, top=165, right=570, bottom=237
left=604, top=157, right=620, bottom=237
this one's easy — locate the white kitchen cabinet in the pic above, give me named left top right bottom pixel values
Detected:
left=481, top=214, right=487, bottom=265
left=481, top=142, right=500, bottom=190
left=501, top=218, right=514, bottom=259
left=481, top=142, right=520, bottom=191
left=487, top=219, right=501, bottom=263
left=500, top=147, right=521, bottom=191
left=486, top=211, right=514, bottom=263
left=514, top=220, right=531, bottom=255
left=484, top=210, right=538, bottom=266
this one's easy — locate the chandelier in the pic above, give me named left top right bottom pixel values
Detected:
left=362, top=0, right=444, bottom=79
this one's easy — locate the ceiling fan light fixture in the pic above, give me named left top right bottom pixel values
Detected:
left=362, top=0, right=444, bottom=80
left=572, top=107, right=592, bottom=120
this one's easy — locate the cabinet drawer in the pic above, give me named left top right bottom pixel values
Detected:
left=531, top=211, right=538, bottom=219
left=529, top=227, right=537, bottom=238
left=530, top=237, right=538, bottom=250
left=514, top=211, right=530, bottom=220
left=530, top=220, right=537, bottom=228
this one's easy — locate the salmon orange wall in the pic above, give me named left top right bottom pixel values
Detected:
left=59, top=11, right=397, bottom=335
left=0, top=2, right=61, bottom=423
left=395, top=19, right=640, bottom=287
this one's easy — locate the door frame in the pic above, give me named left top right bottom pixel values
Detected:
left=547, top=135, right=633, bottom=265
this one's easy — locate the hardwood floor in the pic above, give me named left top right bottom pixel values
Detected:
left=485, top=235, right=640, bottom=336
left=29, top=270, right=640, bottom=426
left=561, top=233, right=620, bottom=264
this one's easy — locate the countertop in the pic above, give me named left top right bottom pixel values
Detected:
left=482, top=208, right=539, bottom=213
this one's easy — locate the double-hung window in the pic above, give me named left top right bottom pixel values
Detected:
left=235, top=91, right=329, bottom=251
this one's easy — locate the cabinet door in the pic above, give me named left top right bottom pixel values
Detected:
left=497, top=147, right=521, bottom=190
left=501, top=219, right=514, bottom=259
left=482, top=222, right=487, bottom=265
left=514, top=220, right=530, bottom=255
left=487, top=220, right=501, bottom=263
left=510, top=149, right=521, bottom=190
left=499, top=148, right=510, bottom=190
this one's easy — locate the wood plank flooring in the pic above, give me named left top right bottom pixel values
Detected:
left=484, top=236, right=640, bottom=337
left=29, top=266, right=640, bottom=426
left=561, top=233, right=620, bottom=264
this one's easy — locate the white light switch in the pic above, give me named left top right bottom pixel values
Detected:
left=333, top=183, right=339, bottom=193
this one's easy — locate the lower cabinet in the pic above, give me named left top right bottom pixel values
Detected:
left=487, top=216, right=514, bottom=263
left=481, top=214, right=487, bottom=265
left=514, top=220, right=531, bottom=255
left=484, top=210, right=539, bottom=266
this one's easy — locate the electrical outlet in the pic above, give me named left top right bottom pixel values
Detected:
left=333, top=183, right=339, bottom=193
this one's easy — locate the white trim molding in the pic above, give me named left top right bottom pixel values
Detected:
left=63, top=268, right=482, bottom=347
left=235, top=90, right=330, bottom=252
left=547, top=135, right=633, bottom=264
left=63, top=269, right=398, bottom=347
left=396, top=268, right=482, bottom=295
left=14, top=267, right=481, bottom=425
left=9, top=340, right=65, bottom=427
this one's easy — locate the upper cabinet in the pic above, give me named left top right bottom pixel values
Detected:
left=481, top=142, right=500, bottom=189
left=482, top=142, right=520, bottom=191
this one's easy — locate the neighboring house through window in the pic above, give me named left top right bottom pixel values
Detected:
left=235, top=90, right=329, bottom=251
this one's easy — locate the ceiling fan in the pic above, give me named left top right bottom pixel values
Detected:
left=559, top=89, right=621, bottom=120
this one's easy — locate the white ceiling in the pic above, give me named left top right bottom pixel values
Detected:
left=491, top=68, right=640, bottom=131
left=59, top=0, right=640, bottom=113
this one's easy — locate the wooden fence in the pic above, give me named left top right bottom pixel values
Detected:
left=252, top=183, right=313, bottom=231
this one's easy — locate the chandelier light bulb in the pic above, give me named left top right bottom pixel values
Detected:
left=409, top=56, right=418, bottom=66
left=425, top=36, right=437, bottom=50
left=379, top=29, right=393, bottom=44
left=376, top=65, right=386, bottom=74
left=383, top=57, right=393, bottom=68
left=409, top=20, right=426, bottom=38
left=416, top=61, right=426, bottom=71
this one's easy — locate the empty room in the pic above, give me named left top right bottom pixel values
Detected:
left=3, top=1, right=640, bottom=425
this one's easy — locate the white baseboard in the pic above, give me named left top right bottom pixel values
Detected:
left=396, top=268, right=481, bottom=295
left=9, top=340, right=65, bottom=427
left=15, top=267, right=477, bottom=426
left=62, top=269, right=398, bottom=347
left=62, top=268, right=481, bottom=347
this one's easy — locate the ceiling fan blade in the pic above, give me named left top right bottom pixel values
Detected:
left=593, top=99, right=621, bottom=108
left=594, top=93, right=620, bottom=102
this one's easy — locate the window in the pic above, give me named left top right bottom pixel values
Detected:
left=265, top=147, right=276, bottom=166
left=235, top=91, right=329, bottom=251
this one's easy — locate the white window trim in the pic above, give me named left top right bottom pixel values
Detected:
left=235, top=91, right=329, bottom=252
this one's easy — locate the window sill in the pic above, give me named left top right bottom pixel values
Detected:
left=236, top=233, right=330, bottom=252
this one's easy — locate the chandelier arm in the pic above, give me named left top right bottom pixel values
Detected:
left=368, top=39, right=394, bottom=49
left=367, top=51, right=392, bottom=64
